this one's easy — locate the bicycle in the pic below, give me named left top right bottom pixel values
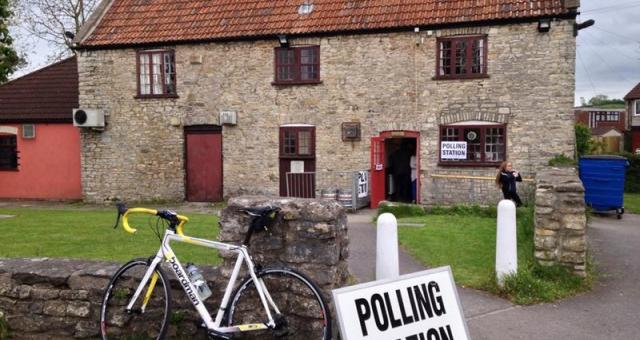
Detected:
left=100, top=203, right=332, bottom=339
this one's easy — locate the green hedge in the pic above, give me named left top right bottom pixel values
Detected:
left=619, top=152, right=640, bottom=193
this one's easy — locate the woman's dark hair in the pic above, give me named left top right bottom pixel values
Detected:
left=495, top=161, right=510, bottom=188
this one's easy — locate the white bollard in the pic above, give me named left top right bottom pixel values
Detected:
left=496, top=200, right=518, bottom=287
left=376, top=213, right=399, bottom=280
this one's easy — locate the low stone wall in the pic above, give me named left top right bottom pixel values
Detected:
left=534, top=168, right=587, bottom=276
left=0, top=196, right=349, bottom=338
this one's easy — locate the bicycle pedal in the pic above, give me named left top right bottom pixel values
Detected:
left=207, top=329, right=233, bottom=340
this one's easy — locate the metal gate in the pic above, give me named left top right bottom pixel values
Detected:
left=285, top=172, right=316, bottom=198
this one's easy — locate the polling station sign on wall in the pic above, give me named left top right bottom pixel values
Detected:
left=440, top=142, right=467, bottom=160
left=332, top=267, right=469, bottom=340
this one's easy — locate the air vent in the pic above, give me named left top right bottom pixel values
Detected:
left=22, top=124, right=35, bottom=139
left=299, top=1, right=314, bottom=15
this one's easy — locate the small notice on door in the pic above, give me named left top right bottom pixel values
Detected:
left=291, top=161, right=305, bottom=174
left=441, top=142, right=467, bottom=160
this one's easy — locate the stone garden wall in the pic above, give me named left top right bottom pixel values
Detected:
left=534, top=168, right=587, bottom=276
left=0, top=197, right=348, bottom=338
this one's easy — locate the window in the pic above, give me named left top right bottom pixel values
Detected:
left=274, top=46, right=320, bottom=84
left=635, top=100, right=640, bottom=116
left=280, top=127, right=315, bottom=157
left=436, top=35, right=487, bottom=79
left=137, top=50, right=177, bottom=97
left=0, top=135, right=18, bottom=170
left=439, top=124, right=505, bottom=165
left=594, top=112, right=620, bottom=122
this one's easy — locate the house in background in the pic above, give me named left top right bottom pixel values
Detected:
left=624, top=82, right=640, bottom=153
left=0, top=57, right=82, bottom=200
left=72, top=0, right=580, bottom=206
left=574, top=107, right=626, bottom=153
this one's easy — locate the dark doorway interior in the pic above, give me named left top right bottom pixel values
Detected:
left=385, top=137, right=417, bottom=203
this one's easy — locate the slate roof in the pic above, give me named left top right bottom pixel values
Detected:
left=624, top=82, right=640, bottom=100
left=0, top=57, right=78, bottom=123
left=78, top=0, right=575, bottom=48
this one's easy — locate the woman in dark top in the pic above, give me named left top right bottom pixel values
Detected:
left=496, top=161, right=523, bottom=207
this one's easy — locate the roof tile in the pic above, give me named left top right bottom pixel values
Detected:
left=625, top=82, right=640, bottom=100
left=80, top=0, right=572, bottom=47
left=0, top=57, right=78, bottom=123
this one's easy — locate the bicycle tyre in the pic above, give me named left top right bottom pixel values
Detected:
left=100, top=258, right=172, bottom=340
left=225, top=267, right=331, bottom=339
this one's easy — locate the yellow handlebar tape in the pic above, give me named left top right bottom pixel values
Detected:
left=121, top=208, right=189, bottom=235
left=122, top=208, right=158, bottom=234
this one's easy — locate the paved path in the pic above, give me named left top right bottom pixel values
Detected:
left=347, top=210, right=640, bottom=340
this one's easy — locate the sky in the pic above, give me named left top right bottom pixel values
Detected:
left=8, top=0, right=640, bottom=106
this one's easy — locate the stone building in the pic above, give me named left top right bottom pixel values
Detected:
left=73, top=0, right=580, bottom=205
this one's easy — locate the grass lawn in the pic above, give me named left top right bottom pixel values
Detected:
left=395, top=206, right=591, bottom=304
left=625, top=193, right=640, bottom=214
left=0, top=208, right=221, bottom=265
left=398, top=214, right=507, bottom=290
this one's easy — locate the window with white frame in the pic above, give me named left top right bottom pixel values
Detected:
left=635, top=100, right=640, bottom=115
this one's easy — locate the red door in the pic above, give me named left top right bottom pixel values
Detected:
left=185, top=126, right=222, bottom=202
left=370, top=136, right=386, bottom=208
left=279, top=126, right=316, bottom=198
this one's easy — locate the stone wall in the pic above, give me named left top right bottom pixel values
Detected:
left=0, top=197, right=348, bottom=338
left=534, top=168, right=587, bottom=276
left=78, top=20, right=576, bottom=204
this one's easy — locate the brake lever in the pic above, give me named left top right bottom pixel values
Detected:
left=113, top=202, right=127, bottom=229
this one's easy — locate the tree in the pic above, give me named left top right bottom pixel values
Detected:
left=584, top=94, right=625, bottom=108
left=13, top=0, right=99, bottom=61
left=0, top=0, right=21, bottom=83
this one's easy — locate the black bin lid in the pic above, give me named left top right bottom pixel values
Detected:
left=580, top=155, right=627, bottom=160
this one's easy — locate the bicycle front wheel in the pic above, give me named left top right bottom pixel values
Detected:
left=100, top=258, right=172, bottom=340
left=226, top=268, right=331, bottom=339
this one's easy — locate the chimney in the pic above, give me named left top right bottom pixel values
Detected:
left=563, top=0, right=580, bottom=10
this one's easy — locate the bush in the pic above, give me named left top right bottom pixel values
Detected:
left=575, top=123, right=593, bottom=157
left=618, top=152, right=640, bottom=193
left=548, top=154, right=576, bottom=167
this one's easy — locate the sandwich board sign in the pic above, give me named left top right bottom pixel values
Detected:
left=332, top=266, right=469, bottom=340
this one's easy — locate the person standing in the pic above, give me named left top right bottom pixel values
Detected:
left=496, top=161, right=523, bottom=207
left=410, top=148, right=417, bottom=203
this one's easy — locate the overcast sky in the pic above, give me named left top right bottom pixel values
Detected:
left=9, top=0, right=640, bottom=106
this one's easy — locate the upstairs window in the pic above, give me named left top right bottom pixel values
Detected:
left=594, top=111, right=620, bottom=122
left=137, top=50, right=177, bottom=97
left=635, top=100, right=640, bottom=116
left=439, top=124, right=505, bottom=166
left=274, top=46, right=320, bottom=85
left=0, top=135, right=18, bottom=170
left=437, top=35, right=487, bottom=79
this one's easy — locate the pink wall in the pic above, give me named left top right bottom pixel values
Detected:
left=0, top=124, right=82, bottom=200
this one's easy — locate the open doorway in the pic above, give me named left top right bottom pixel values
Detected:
left=385, top=137, right=417, bottom=203
left=370, top=131, right=420, bottom=208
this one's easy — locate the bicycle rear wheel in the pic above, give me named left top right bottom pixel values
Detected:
left=225, top=268, right=331, bottom=339
left=100, top=258, right=172, bottom=340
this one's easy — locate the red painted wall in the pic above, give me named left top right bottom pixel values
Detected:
left=0, top=124, right=81, bottom=200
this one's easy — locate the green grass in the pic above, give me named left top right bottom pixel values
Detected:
left=625, top=193, right=640, bottom=214
left=0, top=208, right=221, bottom=265
left=396, top=206, right=592, bottom=304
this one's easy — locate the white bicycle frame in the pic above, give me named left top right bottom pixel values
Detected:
left=126, top=228, right=282, bottom=334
